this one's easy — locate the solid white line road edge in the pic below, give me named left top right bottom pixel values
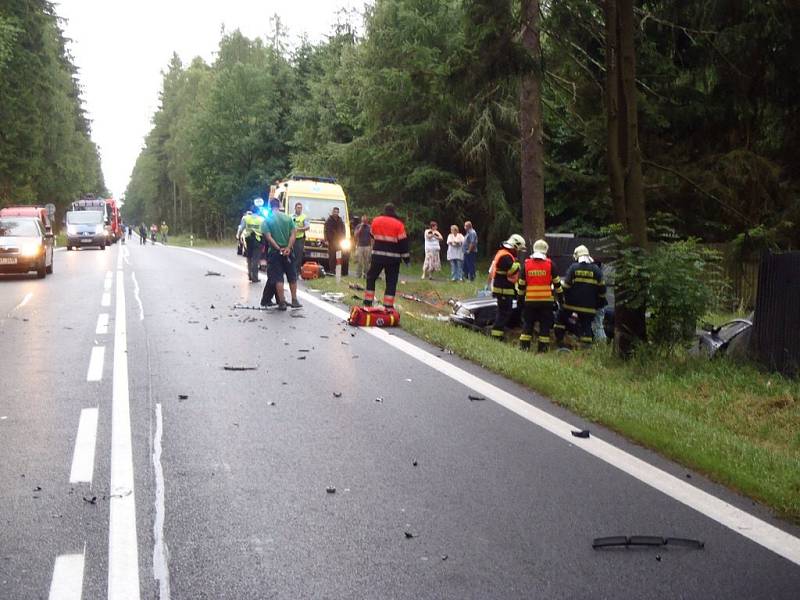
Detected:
left=173, top=245, right=800, bottom=567
left=48, top=551, right=84, bottom=600
left=108, top=260, right=141, bottom=599
left=131, top=272, right=144, bottom=321
left=86, top=346, right=105, bottom=382
left=69, top=408, right=99, bottom=484
left=152, top=403, right=170, bottom=600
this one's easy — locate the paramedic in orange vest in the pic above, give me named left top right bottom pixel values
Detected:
left=364, top=203, right=410, bottom=308
left=518, top=239, right=563, bottom=352
left=489, top=234, right=525, bottom=340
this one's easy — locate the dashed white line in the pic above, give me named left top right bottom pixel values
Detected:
left=96, top=313, right=109, bottom=335
left=86, top=346, right=105, bottom=382
left=152, top=403, right=170, bottom=599
left=108, top=266, right=141, bottom=600
left=69, top=408, right=99, bottom=484
left=175, top=245, right=800, bottom=568
left=104, top=278, right=113, bottom=292
left=13, top=292, right=33, bottom=311
left=101, top=292, right=111, bottom=307
left=48, top=551, right=85, bottom=600
left=131, top=272, right=144, bottom=321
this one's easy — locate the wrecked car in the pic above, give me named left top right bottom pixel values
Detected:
left=695, top=316, right=753, bottom=359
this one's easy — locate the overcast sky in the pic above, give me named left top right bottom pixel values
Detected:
left=56, top=0, right=364, bottom=199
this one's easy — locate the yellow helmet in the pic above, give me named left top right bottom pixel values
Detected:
left=573, top=244, right=590, bottom=260
left=503, top=234, right=527, bottom=252
left=532, top=239, right=549, bottom=254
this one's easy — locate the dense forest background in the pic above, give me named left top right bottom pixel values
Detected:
left=0, top=0, right=106, bottom=213
left=124, top=0, right=800, bottom=252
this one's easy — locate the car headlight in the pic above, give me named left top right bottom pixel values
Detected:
left=67, top=225, right=78, bottom=235
left=340, top=239, right=351, bottom=251
left=20, top=241, right=43, bottom=257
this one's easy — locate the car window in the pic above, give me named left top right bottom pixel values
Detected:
left=67, top=211, right=104, bottom=224
left=0, top=219, right=40, bottom=237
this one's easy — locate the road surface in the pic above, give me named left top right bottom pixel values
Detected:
left=1, top=240, right=799, bottom=599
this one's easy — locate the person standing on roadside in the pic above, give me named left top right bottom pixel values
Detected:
left=555, top=244, right=606, bottom=348
left=240, top=207, right=265, bottom=283
left=446, top=224, right=465, bottom=281
left=364, top=203, right=410, bottom=308
left=291, top=202, right=308, bottom=273
left=353, top=215, right=372, bottom=278
left=489, top=234, right=525, bottom=340
left=138, top=223, right=146, bottom=245
left=262, top=198, right=301, bottom=310
left=160, top=221, right=169, bottom=244
left=421, top=221, right=443, bottom=280
left=149, top=223, right=158, bottom=245
left=463, top=221, right=478, bottom=281
left=324, top=207, right=346, bottom=275
left=518, top=239, right=563, bottom=352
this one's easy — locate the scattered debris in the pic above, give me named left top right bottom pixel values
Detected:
left=375, top=397, right=384, bottom=403
left=441, top=555, right=448, bottom=561
left=290, top=313, right=306, bottom=318
left=326, top=486, right=336, bottom=494
left=205, top=271, right=222, bottom=277
left=210, top=304, right=215, bottom=309
left=83, top=496, right=97, bottom=505
left=188, top=320, right=199, bottom=324
left=298, top=349, right=311, bottom=352
left=349, top=282, right=365, bottom=291
left=412, top=460, right=418, bottom=467
left=571, top=429, right=591, bottom=439
left=321, top=292, right=345, bottom=303
left=233, top=422, right=239, bottom=427
left=592, top=536, right=704, bottom=550
left=468, top=395, right=486, bottom=402
left=352, top=355, right=359, bottom=359
left=656, top=554, right=662, bottom=562
left=204, top=325, right=209, bottom=330
left=404, top=531, right=416, bottom=539
left=268, top=401, right=276, bottom=406
left=333, top=392, right=342, bottom=398
left=320, top=335, right=329, bottom=339
left=178, top=394, right=189, bottom=400
left=232, top=304, right=267, bottom=311
left=297, top=356, right=307, bottom=360
left=33, top=486, right=42, bottom=492
left=223, top=365, right=258, bottom=371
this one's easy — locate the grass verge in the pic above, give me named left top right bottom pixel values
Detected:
left=307, top=272, right=800, bottom=523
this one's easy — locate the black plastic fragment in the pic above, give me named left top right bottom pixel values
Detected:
left=333, top=392, right=342, bottom=398
left=83, top=496, right=97, bottom=505
left=592, top=535, right=704, bottom=550
left=404, top=531, right=415, bottom=539
left=326, top=486, right=336, bottom=494
left=665, top=537, right=705, bottom=549
left=571, top=429, right=591, bottom=438
left=223, top=366, right=258, bottom=371
left=468, top=395, right=486, bottom=402
left=297, top=356, right=307, bottom=360
left=178, top=394, right=189, bottom=400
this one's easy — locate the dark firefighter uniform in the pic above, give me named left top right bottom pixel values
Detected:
left=518, top=255, right=563, bottom=352
left=555, top=260, right=606, bottom=346
left=364, top=206, right=410, bottom=308
left=489, top=242, right=523, bottom=339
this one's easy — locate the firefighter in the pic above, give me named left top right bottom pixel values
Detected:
left=555, top=244, right=607, bottom=348
left=489, top=234, right=525, bottom=340
left=364, top=203, right=410, bottom=308
left=518, top=239, right=563, bottom=352
left=239, top=206, right=265, bottom=282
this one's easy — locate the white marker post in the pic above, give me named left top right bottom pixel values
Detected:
left=335, top=250, right=342, bottom=283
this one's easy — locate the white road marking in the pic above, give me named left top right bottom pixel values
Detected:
left=13, top=292, right=33, bottom=311
left=104, top=278, right=113, bottom=291
left=86, top=346, right=105, bottom=382
left=69, top=408, right=99, bottom=484
left=177, top=245, right=800, bottom=567
left=131, top=272, right=144, bottom=321
left=96, top=313, right=109, bottom=335
left=108, top=266, right=141, bottom=600
left=152, top=403, right=170, bottom=599
left=101, top=292, right=111, bottom=307
left=48, top=551, right=84, bottom=600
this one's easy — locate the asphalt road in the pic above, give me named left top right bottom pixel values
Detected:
left=1, top=239, right=799, bottom=599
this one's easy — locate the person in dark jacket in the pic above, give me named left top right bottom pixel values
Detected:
left=324, top=207, right=346, bottom=273
left=489, top=234, right=525, bottom=340
left=555, top=244, right=607, bottom=347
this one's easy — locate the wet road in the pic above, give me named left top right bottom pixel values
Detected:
left=1, top=240, right=799, bottom=599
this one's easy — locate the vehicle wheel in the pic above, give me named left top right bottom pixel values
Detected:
left=101, top=243, right=106, bottom=251
left=66, top=246, right=72, bottom=251
left=46, top=260, right=53, bottom=274
left=37, top=260, right=46, bottom=278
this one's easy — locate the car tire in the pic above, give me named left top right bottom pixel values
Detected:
left=37, top=260, right=46, bottom=278
left=46, top=260, right=53, bottom=274
left=101, top=243, right=106, bottom=250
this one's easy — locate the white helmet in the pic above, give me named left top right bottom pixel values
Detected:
left=503, top=234, right=527, bottom=252
left=532, top=239, right=549, bottom=254
left=573, top=244, right=590, bottom=260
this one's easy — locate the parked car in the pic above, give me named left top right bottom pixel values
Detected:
left=695, top=316, right=753, bottom=359
left=65, top=209, right=107, bottom=250
left=0, top=216, right=54, bottom=278
left=0, top=205, right=53, bottom=235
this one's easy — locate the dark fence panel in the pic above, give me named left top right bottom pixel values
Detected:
left=544, top=236, right=612, bottom=277
left=750, top=251, right=800, bottom=378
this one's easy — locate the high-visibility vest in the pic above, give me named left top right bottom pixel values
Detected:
left=523, top=257, right=560, bottom=302
left=490, top=248, right=520, bottom=296
left=243, top=214, right=263, bottom=240
left=370, top=215, right=410, bottom=263
left=292, top=213, right=307, bottom=239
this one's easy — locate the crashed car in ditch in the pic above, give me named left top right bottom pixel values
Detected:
left=449, top=294, right=615, bottom=340
left=694, top=315, right=753, bottom=359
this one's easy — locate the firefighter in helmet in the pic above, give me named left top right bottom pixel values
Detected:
left=555, top=244, right=607, bottom=348
left=518, top=239, right=563, bottom=352
left=489, top=234, right=525, bottom=340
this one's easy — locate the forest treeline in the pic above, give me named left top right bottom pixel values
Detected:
left=0, top=0, right=106, bottom=213
left=124, top=0, right=798, bottom=251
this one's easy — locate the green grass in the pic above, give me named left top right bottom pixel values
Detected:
left=309, top=271, right=800, bottom=522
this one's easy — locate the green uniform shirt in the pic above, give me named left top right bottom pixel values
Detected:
left=292, top=213, right=307, bottom=239
left=262, top=211, right=295, bottom=252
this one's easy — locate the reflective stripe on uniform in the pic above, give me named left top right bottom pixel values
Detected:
left=538, top=336, right=550, bottom=343
left=563, top=304, right=597, bottom=314
left=492, top=288, right=517, bottom=296
left=520, top=334, right=532, bottom=342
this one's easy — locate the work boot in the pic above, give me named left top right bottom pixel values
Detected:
left=290, top=300, right=302, bottom=309
left=537, top=342, right=549, bottom=353
left=520, top=341, right=531, bottom=351
left=260, top=298, right=274, bottom=308
left=276, top=303, right=287, bottom=311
